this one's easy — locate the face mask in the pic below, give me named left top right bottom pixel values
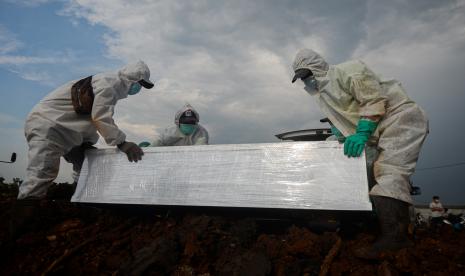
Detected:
left=128, top=82, right=142, bottom=95
left=180, top=124, right=197, bottom=135
left=303, top=77, right=318, bottom=95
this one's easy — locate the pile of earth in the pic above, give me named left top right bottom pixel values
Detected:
left=0, top=183, right=464, bottom=275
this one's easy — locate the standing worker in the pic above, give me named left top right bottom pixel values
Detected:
left=291, top=49, right=429, bottom=258
left=429, top=195, right=444, bottom=233
left=12, top=61, right=155, bottom=234
left=139, top=103, right=209, bottom=147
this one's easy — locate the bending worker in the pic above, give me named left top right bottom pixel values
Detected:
left=19, top=61, right=154, bottom=202
left=139, top=103, right=209, bottom=147
left=291, top=49, right=428, bottom=258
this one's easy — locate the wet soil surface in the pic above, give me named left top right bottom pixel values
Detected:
left=1, top=183, right=464, bottom=275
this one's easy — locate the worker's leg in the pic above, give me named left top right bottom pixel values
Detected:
left=369, top=107, right=428, bottom=203
left=356, top=108, right=428, bottom=259
left=430, top=217, right=443, bottom=234
left=63, top=145, right=85, bottom=183
left=18, top=139, right=63, bottom=199
left=372, top=195, right=412, bottom=245
left=63, top=142, right=96, bottom=182
left=364, top=145, right=378, bottom=190
left=11, top=140, right=64, bottom=238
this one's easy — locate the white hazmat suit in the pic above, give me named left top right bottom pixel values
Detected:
left=292, top=49, right=429, bottom=204
left=20, top=61, right=153, bottom=199
left=150, top=104, right=209, bottom=146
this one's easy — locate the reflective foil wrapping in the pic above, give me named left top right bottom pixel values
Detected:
left=72, top=141, right=371, bottom=210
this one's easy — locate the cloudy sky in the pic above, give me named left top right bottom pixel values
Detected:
left=1, top=0, right=464, bottom=205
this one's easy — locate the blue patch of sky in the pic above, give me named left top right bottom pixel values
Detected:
left=0, top=1, right=117, bottom=120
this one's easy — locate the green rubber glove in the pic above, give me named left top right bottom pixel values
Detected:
left=330, top=125, right=346, bottom=143
left=344, top=119, right=378, bottom=157
left=138, top=141, right=151, bottom=147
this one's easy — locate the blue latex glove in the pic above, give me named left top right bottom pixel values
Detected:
left=138, top=141, right=151, bottom=147
left=344, top=119, right=378, bottom=157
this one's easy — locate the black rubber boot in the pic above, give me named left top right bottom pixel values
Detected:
left=8, top=197, right=41, bottom=240
left=354, top=196, right=413, bottom=259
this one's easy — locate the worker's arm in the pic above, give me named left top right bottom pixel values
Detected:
left=91, top=81, right=126, bottom=146
left=429, top=203, right=444, bottom=212
left=194, top=127, right=209, bottom=145
left=431, top=206, right=444, bottom=212
left=348, top=61, right=387, bottom=119
left=150, top=131, right=167, bottom=147
left=341, top=62, right=387, bottom=157
left=194, top=137, right=208, bottom=145
left=361, top=115, right=381, bottom=123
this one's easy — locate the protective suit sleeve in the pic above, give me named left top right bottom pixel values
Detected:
left=150, top=132, right=166, bottom=147
left=347, top=63, right=387, bottom=117
left=91, top=85, right=126, bottom=146
left=194, top=137, right=208, bottom=145
left=194, top=126, right=209, bottom=145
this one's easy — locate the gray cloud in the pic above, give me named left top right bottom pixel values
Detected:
left=63, top=0, right=375, bottom=145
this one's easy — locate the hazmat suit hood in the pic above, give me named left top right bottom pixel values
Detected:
left=292, top=49, right=329, bottom=78
left=118, top=60, right=154, bottom=89
left=175, top=103, right=200, bottom=126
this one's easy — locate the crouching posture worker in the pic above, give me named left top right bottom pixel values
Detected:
left=291, top=49, right=429, bottom=258
left=139, top=103, right=209, bottom=147
left=11, top=61, right=155, bottom=235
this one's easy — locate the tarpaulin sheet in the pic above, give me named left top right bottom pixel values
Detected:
left=71, top=141, right=372, bottom=210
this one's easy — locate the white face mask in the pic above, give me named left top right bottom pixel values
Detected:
left=303, top=77, right=318, bottom=95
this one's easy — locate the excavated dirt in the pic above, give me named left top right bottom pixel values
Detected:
left=1, top=183, right=464, bottom=276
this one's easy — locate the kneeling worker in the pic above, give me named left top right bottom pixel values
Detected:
left=140, top=103, right=209, bottom=147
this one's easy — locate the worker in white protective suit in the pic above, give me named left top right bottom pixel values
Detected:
left=139, top=104, right=209, bottom=147
left=10, top=61, right=155, bottom=236
left=291, top=49, right=429, bottom=259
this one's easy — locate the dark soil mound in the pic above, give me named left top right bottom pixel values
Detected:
left=1, top=184, right=464, bottom=275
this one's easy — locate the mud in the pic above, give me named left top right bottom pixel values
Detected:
left=0, top=183, right=464, bottom=275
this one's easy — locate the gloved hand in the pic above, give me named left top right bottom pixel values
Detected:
left=118, top=141, right=144, bottom=162
left=330, top=125, right=346, bottom=143
left=138, top=141, right=151, bottom=147
left=344, top=119, right=378, bottom=157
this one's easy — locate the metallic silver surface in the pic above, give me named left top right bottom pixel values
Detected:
left=72, top=141, right=371, bottom=210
